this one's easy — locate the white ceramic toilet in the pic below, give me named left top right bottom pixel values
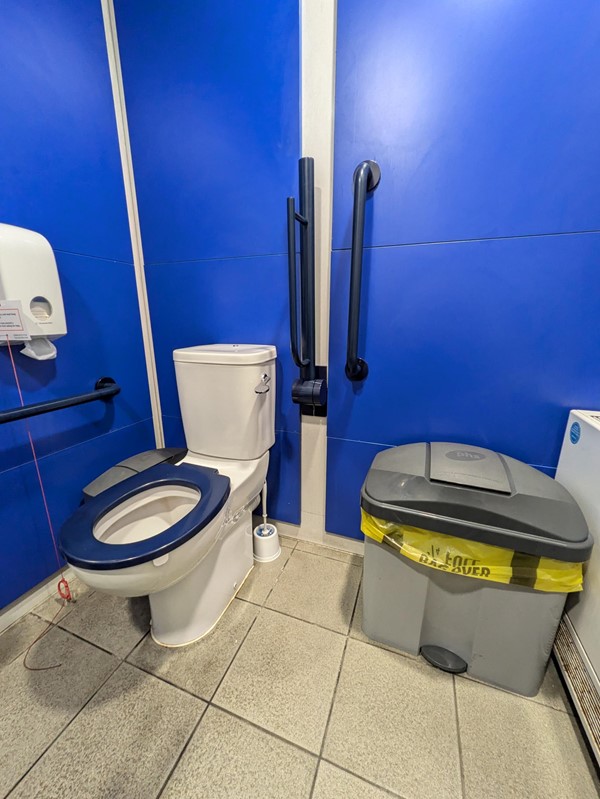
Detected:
left=60, top=344, right=276, bottom=646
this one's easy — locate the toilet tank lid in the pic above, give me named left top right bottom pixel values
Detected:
left=173, top=343, right=277, bottom=365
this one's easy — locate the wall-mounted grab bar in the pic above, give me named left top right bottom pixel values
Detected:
left=0, top=377, right=120, bottom=425
left=287, top=157, right=327, bottom=415
left=345, top=160, right=381, bottom=382
left=286, top=196, right=309, bottom=370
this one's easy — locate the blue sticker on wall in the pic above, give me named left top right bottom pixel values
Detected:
left=570, top=422, right=581, bottom=445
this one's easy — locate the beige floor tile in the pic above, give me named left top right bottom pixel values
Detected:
left=9, top=663, right=204, bottom=799
left=237, top=547, right=293, bottom=605
left=33, top=574, right=94, bottom=624
left=461, top=657, right=572, bottom=714
left=323, top=639, right=461, bottom=799
left=0, top=626, right=117, bottom=797
left=295, top=539, right=363, bottom=566
left=128, top=598, right=257, bottom=699
left=59, top=592, right=150, bottom=658
left=0, top=614, right=50, bottom=669
left=314, top=761, right=397, bottom=798
left=213, top=608, right=345, bottom=753
left=279, top=534, right=297, bottom=549
left=266, top=550, right=361, bottom=633
left=161, top=706, right=316, bottom=799
left=456, top=677, right=600, bottom=799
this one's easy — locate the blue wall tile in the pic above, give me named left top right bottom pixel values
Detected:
left=327, top=0, right=600, bottom=538
left=0, top=254, right=152, bottom=472
left=328, top=234, right=600, bottom=468
left=116, top=2, right=301, bottom=525
left=333, top=0, right=600, bottom=249
left=146, top=257, right=299, bottom=435
left=0, top=3, right=154, bottom=607
left=115, top=0, right=300, bottom=263
left=326, top=438, right=390, bottom=540
left=1, top=420, right=155, bottom=609
left=0, top=1, right=132, bottom=261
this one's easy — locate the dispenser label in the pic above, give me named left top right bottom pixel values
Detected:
left=0, top=301, right=31, bottom=341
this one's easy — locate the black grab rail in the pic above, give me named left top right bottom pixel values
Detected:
left=346, top=160, right=380, bottom=382
left=287, top=157, right=327, bottom=415
left=0, top=377, right=120, bottom=425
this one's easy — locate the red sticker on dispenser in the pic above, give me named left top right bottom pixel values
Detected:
left=0, top=300, right=31, bottom=341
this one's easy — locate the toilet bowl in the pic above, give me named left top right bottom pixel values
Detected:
left=59, top=343, right=276, bottom=646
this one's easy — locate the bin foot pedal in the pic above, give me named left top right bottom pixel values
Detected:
left=421, top=645, right=467, bottom=674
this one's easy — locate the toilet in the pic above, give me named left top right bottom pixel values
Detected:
left=59, top=344, right=276, bottom=646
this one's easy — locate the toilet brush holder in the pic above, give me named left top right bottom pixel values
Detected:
left=253, top=522, right=280, bottom=562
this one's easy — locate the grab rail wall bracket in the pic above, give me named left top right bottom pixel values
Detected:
left=0, top=377, right=120, bottom=425
left=287, top=156, right=327, bottom=416
left=345, top=160, right=380, bottom=382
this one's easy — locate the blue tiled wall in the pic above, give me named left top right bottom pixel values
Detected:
left=0, top=2, right=154, bottom=607
left=327, top=0, right=600, bottom=539
left=115, top=1, right=301, bottom=522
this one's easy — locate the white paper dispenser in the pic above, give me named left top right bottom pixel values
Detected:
left=0, top=223, right=67, bottom=360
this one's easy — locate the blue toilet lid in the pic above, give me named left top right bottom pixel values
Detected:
left=59, top=462, right=231, bottom=571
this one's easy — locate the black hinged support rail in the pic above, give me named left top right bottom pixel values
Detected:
left=0, top=377, right=120, bottom=425
left=287, top=157, right=327, bottom=416
left=346, top=160, right=381, bottom=381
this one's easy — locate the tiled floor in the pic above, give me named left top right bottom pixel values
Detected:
left=1, top=537, right=599, bottom=799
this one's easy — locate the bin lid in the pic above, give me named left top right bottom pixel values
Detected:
left=360, top=442, right=592, bottom=562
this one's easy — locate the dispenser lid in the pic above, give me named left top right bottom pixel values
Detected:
left=361, top=442, right=592, bottom=562
left=173, top=344, right=277, bottom=365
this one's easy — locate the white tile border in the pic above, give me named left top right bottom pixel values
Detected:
left=0, top=567, right=76, bottom=635
left=299, top=0, right=337, bottom=536
left=101, top=0, right=164, bottom=447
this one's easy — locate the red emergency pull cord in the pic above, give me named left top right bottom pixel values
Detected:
left=6, top=338, right=72, bottom=670
left=58, top=577, right=72, bottom=602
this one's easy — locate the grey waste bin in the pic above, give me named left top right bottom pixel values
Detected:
left=360, top=442, right=592, bottom=696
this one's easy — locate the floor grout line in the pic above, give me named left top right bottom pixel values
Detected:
left=4, top=546, right=593, bottom=799
left=319, top=757, right=409, bottom=798
left=5, top=655, right=122, bottom=797
left=309, top=636, right=350, bottom=799
left=452, top=675, right=467, bottom=799
left=155, top=705, right=210, bottom=799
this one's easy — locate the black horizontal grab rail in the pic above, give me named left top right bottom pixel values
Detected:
left=346, top=160, right=381, bottom=381
left=0, top=377, right=120, bottom=425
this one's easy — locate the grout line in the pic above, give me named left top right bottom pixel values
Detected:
left=452, top=676, right=467, bottom=799
left=155, top=704, right=210, bottom=799
left=207, top=613, right=260, bottom=701
left=144, top=250, right=289, bottom=267
left=293, top=545, right=363, bottom=567
left=0, top=417, right=155, bottom=478
left=6, top=654, right=122, bottom=796
left=331, top=227, right=600, bottom=253
left=52, top=248, right=133, bottom=265
left=346, top=576, right=362, bottom=636
left=50, top=625, right=118, bottom=658
left=209, top=704, right=321, bottom=759
left=257, top=602, right=348, bottom=638
left=319, top=757, right=409, bottom=798
left=309, top=637, right=350, bottom=799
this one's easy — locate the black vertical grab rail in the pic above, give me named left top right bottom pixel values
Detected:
left=345, top=160, right=381, bottom=381
left=287, top=157, right=327, bottom=414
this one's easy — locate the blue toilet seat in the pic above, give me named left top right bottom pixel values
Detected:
left=60, top=462, right=230, bottom=571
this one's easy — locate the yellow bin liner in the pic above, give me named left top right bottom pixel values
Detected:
left=361, top=510, right=584, bottom=593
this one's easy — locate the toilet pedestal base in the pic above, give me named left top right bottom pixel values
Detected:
left=149, top=510, right=254, bottom=646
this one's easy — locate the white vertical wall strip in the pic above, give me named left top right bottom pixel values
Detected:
left=299, top=0, right=337, bottom=538
left=101, top=0, right=164, bottom=447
